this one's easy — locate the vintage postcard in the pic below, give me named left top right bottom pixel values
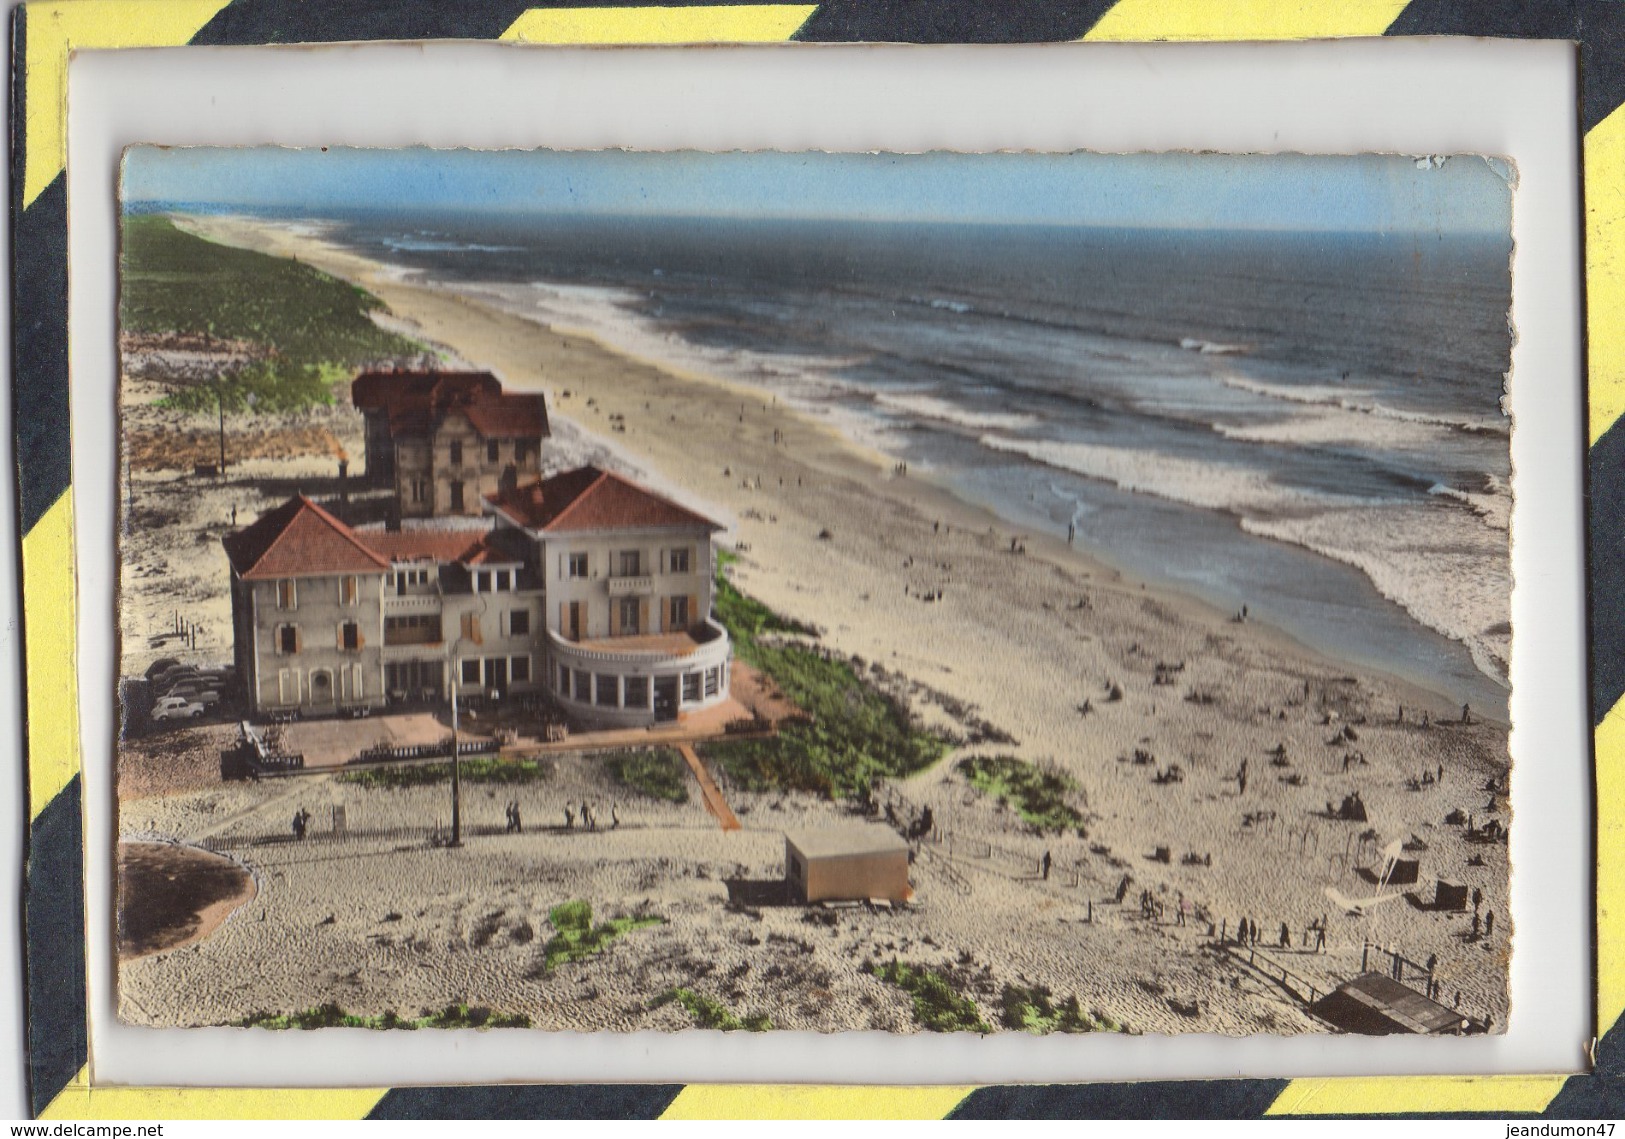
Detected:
left=113, top=147, right=1513, bottom=1037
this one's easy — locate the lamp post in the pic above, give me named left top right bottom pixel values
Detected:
left=448, top=644, right=463, bottom=847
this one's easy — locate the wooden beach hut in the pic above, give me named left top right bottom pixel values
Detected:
left=785, top=825, right=911, bottom=904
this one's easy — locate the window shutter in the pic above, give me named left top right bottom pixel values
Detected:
left=336, top=623, right=344, bottom=650
left=609, top=602, right=620, bottom=637
left=293, top=627, right=302, bottom=654
left=352, top=665, right=364, bottom=698
left=689, top=594, right=699, bottom=630
left=559, top=602, right=568, bottom=636
left=640, top=597, right=650, bottom=635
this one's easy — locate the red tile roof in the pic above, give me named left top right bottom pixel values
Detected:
left=223, top=496, right=391, bottom=581
left=361, top=528, right=525, bottom=566
left=486, top=466, right=722, bottom=533
left=360, top=530, right=487, bottom=564
left=351, top=370, right=549, bottom=441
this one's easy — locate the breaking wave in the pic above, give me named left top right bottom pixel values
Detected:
left=980, top=433, right=1510, bottom=686
left=1222, top=374, right=1509, bottom=437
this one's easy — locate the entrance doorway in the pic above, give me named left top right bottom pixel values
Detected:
left=654, top=676, right=679, bottom=722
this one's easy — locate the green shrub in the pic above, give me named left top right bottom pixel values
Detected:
left=957, top=755, right=1084, bottom=834
left=868, top=960, right=990, bottom=1033
left=541, top=900, right=663, bottom=972
left=235, top=1002, right=530, bottom=1030
left=707, top=560, right=948, bottom=799
left=120, top=214, right=425, bottom=412
left=336, top=756, right=547, bottom=788
left=656, top=988, right=772, bottom=1032
left=998, top=984, right=1124, bottom=1034
left=606, top=748, right=689, bottom=803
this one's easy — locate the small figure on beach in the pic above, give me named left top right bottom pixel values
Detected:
left=1485, top=910, right=1495, bottom=938
left=1041, top=850, right=1052, bottom=880
left=292, top=808, right=308, bottom=841
left=1176, top=892, right=1188, bottom=927
left=1422, top=710, right=1431, bottom=729
left=1398, top=705, right=1404, bottom=724
left=1067, top=522, right=1075, bottom=545
left=564, top=803, right=576, bottom=830
left=611, top=802, right=621, bottom=829
left=1279, top=922, right=1290, bottom=948
left=1472, top=911, right=1482, bottom=939
left=1462, top=703, right=1472, bottom=724
left=583, top=802, right=597, bottom=831
left=1472, top=887, right=1483, bottom=913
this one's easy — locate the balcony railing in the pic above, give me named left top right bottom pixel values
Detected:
left=382, top=594, right=441, bottom=613
left=606, top=574, right=654, bottom=596
left=548, top=618, right=730, bottom=668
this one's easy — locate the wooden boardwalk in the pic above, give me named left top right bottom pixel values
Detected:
left=677, top=744, right=740, bottom=831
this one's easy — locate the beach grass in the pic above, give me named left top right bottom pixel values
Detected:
left=541, top=901, right=663, bottom=973
left=957, top=755, right=1085, bottom=835
left=120, top=214, right=423, bottom=410
left=235, top=1002, right=531, bottom=1030
left=655, top=988, right=773, bottom=1032
left=605, top=748, right=689, bottom=803
left=998, top=983, right=1125, bottom=1034
left=868, top=960, right=991, bottom=1033
left=705, top=563, right=949, bottom=799
left=335, top=756, right=548, bottom=789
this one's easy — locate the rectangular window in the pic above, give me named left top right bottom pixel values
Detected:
left=475, top=571, right=490, bottom=593
left=487, top=440, right=500, bottom=464
left=568, top=553, right=589, bottom=579
left=572, top=669, right=591, bottom=702
left=558, top=663, right=570, bottom=693
left=351, top=664, right=364, bottom=699
left=278, top=624, right=299, bottom=654
left=495, top=569, right=511, bottom=591
left=567, top=601, right=582, bottom=641
left=411, top=478, right=428, bottom=504
left=618, top=550, right=641, bottom=577
left=461, top=658, right=481, bottom=686
left=682, top=672, right=702, bottom=703
left=340, top=575, right=358, bottom=605
left=509, top=609, right=530, bottom=636
left=624, top=675, right=649, bottom=708
left=450, top=439, right=464, bottom=466
left=340, top=621, right=361, bottom=651
left=450, top=481, right=465, bottom=512
left=595, top=674, right=619, bottom=707
left=511, top=655, right=530, bottom=682
left=668, top=596, right=690, bottom=629
left=618, top=597, right=640, bottom=635
left=277, top=579, right=297, bottom=610
left=704, top=666, right=720, bottom=697
left=460, top=612, right=482, bottom=644
left=667, top=547, right=690, bottom=575
left=278, top=668, right=299, bottom=704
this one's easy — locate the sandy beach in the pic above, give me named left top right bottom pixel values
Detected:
left=116, top=213, right=1513, bottom=1037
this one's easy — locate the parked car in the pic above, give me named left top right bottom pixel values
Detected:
left=144, top=658, right=180, bottom=682
left=151, top=665, right=203, bottom=690
left=151, top=696, right=205, bottom=721
left=166, top=685, right=221, bottom=707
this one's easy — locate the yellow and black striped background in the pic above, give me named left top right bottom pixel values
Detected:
left=12, top=0, right=1625, bottom=1119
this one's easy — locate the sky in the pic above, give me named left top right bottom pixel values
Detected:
left=121, top=146, right=1513, bottom=234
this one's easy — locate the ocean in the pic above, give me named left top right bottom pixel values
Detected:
left=318, top=211, right=1514, bottom=717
